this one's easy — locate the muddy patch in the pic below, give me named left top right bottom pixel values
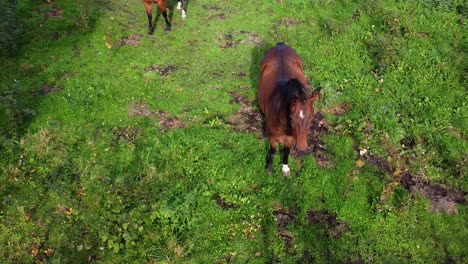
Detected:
left=239, top=31, right=265, bottom=46
left=156, top=111, right=185, bottom=132
left=201, top=5, right=222, bottom=11
left=128, top=101, right=154, bottom=118
left=273, top=205, right=297, bottom=252
left=120, top=34, right=143, bottom=47
left=219, top=33, right=239, bottom=48
left=213, top=194, right=237, bottom=209
left=44, top=8, right=62, bottom=20
left=208, top=13, right=225, bottom=21
left=227, top=92, right=263, bottom=134
left=112, top=126, right=138, bottom=144
left=32, top=84, right=63, bottom=96
left=234, top=72, right=247, bottom=77
left=278, top=17, right=302, bottom=27
left=49, top=31, right=60, bottom=40
left=366, top=153, right=393, bottom=175
left=144, top=65, right=178, bottom=77
left=128, top=101, right=185, bottom=131
left=306, top=210, right=349, bottom=238
left=219, top=31, right=265, bottom=48
left=322, top=103, right=351, bottom=116
left=400, top=173, right=467, bottom=215
left=363, top=152, right=467, bottom=215
left=302, top=111, right=331, bottom=168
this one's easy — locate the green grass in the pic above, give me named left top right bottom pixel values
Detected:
left=1, top=0, right=467, bottom=262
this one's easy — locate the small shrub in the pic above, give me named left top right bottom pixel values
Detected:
left=0, top=82, right=35, bottom=163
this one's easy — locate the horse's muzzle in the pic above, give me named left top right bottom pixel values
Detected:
left=295, top=143, right=308, bottom=152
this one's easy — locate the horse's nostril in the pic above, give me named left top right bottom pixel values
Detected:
left=295, top=145, right=307, bottom=153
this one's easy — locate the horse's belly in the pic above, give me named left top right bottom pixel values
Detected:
left=257, top=84, right=270, bottom=113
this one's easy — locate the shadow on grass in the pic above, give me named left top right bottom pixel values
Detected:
left=0, top=0, right=109, bottom=163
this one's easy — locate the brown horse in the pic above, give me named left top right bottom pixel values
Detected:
left=258, top=43, right=321, bottom=176
left=143, top=0, right=170, bottom=35
left=176, top=0, right=187, bottom=19
left=143, top=0, right=186, bottom=35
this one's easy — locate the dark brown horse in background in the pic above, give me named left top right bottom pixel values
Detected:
left=258, top=43, right=321, bottom=176
left=143, top=0, right=186, bottom=35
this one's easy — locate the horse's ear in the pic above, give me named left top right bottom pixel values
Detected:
left=308, top=87, right=321, bottom=103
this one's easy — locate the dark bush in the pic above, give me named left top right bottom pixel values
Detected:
left=0, top=0, right=21, bottom=58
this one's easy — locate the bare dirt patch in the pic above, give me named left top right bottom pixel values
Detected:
left=278, top=17, right=302, bottom=27
left=400, top=173, right=467, bottom=215
left=227, top=92, right=263, bottom=135
left=239, top=31, right=264, bottom=46
left=219, top=31, right=264, bottom=48
left=219, top=33, right=239, bottom=48
left=201, top=5, right=222, bottom=11
left=208, top=13, right=225, bottom=20
left=128, top=101, right=154, bottom=118
left=363, top=152, right=467, bottom=215
left=306, top=210, right=349, bottom=239
left=121, top=34, right=143, bottom=47
left=302, top=111, right=331, bottom=168
left=128, top=101, right=185, bottom=131
left=144, top=65, right=178, bottom=77
left=32, top=84, right=63, bottom=96
left=213, top=194, right=237, bottom=209
left=156, top=111, right=186, bottom=132
left=273, top=205, right=297, bottom=252
left=322, top=103, right=351, bottom=116
left=44, top=8, right=62, bottom=20
left=112, top=126, right=138, bottom=144
left=366, top=153, right=393, bottom=175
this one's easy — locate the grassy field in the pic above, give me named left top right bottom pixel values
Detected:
left=0, top=0, right=467, bottom=262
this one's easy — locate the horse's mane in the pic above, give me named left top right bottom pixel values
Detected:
left=269, top=78, right=307, bottom=124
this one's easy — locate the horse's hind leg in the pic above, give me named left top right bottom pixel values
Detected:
left=266, top=144, right=276, bottom=175
left=156, top=0, right=171, bottom=32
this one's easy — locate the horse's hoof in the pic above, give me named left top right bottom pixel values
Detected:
left=281, top=164, right=290, bottom=177
left=165, top=27, right=171, bottom=33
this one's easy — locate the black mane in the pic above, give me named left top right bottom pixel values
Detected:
left=269, top=78, right=307, bottom=126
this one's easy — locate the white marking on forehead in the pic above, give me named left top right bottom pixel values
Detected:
left=299, top=110, right=305, bottom=119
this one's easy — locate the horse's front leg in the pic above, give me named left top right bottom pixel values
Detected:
left=177, top=0, right=186, bottom=19
left=156, top=0, right=171, bottom=32
left=281, top=146, right=291, bottom=176
left=281, top=138, right=295, bottom=176
left=266, top=141, right=277, bottom=175
left=143, top=2, right=154, bottom=35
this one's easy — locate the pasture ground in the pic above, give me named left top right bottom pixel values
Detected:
left=0, top=0, right=467, bottom=262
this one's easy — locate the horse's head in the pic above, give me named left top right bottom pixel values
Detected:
left=289, top=86, right=321, bottom=152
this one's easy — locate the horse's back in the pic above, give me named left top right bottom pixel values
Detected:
left=258, top=43, right=305, bottom=114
